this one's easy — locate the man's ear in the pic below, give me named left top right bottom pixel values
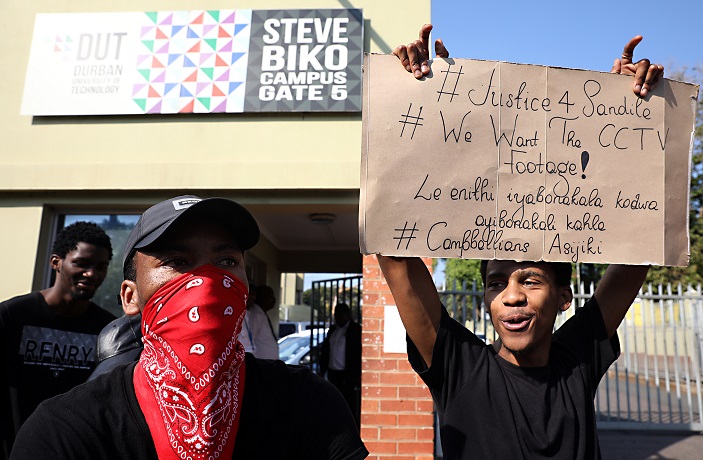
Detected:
left=49, top=254, right=62, bottom=272
left=121, top=280, right=141, bottom=315
left=559, top=286, right=574, bottom=312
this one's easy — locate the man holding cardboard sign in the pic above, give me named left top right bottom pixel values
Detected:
left=377, top=25, right=667, bottom=459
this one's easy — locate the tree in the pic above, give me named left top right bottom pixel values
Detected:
left=443, top=258, right=482, bottom=290
left=575, top=263, right=606, bottom=293
left=302, top=288, right=313, bottom=306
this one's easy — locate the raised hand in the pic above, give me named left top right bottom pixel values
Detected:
left=610, top=35, right=664, bottom=97
left=392, top=24, right=449, bottom=79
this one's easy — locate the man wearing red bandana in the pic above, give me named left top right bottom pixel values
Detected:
left=12, top=195, right=368, bottom=460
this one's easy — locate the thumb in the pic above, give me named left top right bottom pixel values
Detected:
left=435, top=39, right=449, bottom=58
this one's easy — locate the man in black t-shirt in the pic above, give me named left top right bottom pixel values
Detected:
left=0, top=222, right=115, bottom=458
left=381, top=258, right=649, bottom=460
left=378, top=25, right=663, bottom=459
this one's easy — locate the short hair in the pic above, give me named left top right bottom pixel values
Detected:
left=123, top=252, right=136, bottom=282
left=480, top=260, right=572, bottom=287
left=52, top=221, right=113, bottom=260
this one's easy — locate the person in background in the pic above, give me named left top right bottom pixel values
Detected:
left=320, top=302, right=362, bottom=426
left=0, top=221, right=114, bottom=458
left=11, top=195, right=367, bottom=459
left=239, top=284, right=279, bottom=359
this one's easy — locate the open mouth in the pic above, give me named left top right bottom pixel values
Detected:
left=501, top=316, right=532, bottom=332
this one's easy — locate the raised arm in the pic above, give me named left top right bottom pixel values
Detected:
left=377, top=256, right=442, bottom=366
left=594, top=264, right=649, bottom=338
left=597, top=34, right=660, bottom=334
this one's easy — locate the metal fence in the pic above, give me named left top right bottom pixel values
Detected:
left=438, top=280, right=703, bottom=431
left=308, top=275, right=363, bottom=426
left=309, top=275, right=363, bottom=328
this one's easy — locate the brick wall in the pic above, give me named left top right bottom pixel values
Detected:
left=360, top=254, right=435, bottom=459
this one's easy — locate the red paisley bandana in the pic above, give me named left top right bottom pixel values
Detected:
left=133, top=265, right=248, bottom=460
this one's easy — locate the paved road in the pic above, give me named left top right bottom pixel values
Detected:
left=600, top=430, right=703, bottom=460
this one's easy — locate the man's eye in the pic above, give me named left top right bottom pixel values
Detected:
left=487, top=281, right=506, bottom=290
left=220, top=258, right=239, bottom=267
left=164, top=258, right=187, bottom=267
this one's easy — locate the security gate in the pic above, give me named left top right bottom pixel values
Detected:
left=308, top=275, right=363, bottom=424
left=309, top=275, right=363, bottom=330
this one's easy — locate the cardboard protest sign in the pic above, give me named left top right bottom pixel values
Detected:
left=359, top=54, right=699, bottom=265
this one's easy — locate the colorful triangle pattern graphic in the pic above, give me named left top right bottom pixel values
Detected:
left=133, top=9, right=250, bottom=114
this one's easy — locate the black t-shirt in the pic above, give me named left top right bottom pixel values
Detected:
left=11, top=354, right=368, bottom=460
left=407, top=297, right=618, bottom=460
left=0, top=292, right=115, bottom=448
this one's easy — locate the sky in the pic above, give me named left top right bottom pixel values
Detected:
left=431, top=0, right=702, bottom=77
left=308, top=0, right=702, bottom=289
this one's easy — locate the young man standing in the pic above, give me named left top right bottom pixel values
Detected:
left=377, top=25, right=663, bottom=459
left=0, top=221, right=115, bottom=457
left=380, top=257, right=647, bottom=458
left=12, top=196, right=367, bottom=460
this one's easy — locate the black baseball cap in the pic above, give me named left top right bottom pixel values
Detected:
left=122, top=195, right=260, bottom=270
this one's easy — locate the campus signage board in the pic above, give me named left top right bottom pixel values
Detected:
left=21, top=9, right=363, bottom=115
left=360, top=54, right=699, bottom=266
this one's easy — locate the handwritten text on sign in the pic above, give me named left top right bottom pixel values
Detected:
left=360, top=55, right=698, bottom=265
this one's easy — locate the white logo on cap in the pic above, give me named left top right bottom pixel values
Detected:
left=172, top=198, right=202, bottom=211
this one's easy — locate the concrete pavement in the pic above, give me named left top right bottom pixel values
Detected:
left=600, top=430, right=703, bottom=459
